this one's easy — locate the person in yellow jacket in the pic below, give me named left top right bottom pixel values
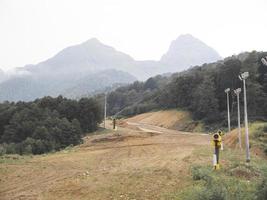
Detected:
left=212, top=130, right=223, bottom=170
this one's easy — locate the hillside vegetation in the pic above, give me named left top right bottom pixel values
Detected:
left=0, top=96, right=102, bottom=155
left=106, top=51, right=267, bottom=130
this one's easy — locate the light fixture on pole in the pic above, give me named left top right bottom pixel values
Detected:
left=234, top=88, right=242, bottom=149
left=239, top=72, right=250, bottom=162
left=224, top=88, right=231, bottom=134
left=261, top=56, right=267, bottom=66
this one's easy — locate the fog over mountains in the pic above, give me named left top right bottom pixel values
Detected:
left=0, top=34, right=221, bottom=101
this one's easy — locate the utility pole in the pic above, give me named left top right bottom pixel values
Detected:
left=234, top=88, right=242, bottom=149
left=104, top=93, right=107, bottom=129
left=239, top=72, right=250, bottom=162
left=225, top=88, right=231, bottom=134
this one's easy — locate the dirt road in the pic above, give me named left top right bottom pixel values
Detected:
left=0, top=119, right=210, bottom=200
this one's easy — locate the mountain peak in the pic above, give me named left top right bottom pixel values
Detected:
left=173, top=34, right=204, bottom=45
left=176, top=33, right=195, bottom=39
left=160, top=34, right=221, bottom=71
left=83, top=38, right=102, bottom=45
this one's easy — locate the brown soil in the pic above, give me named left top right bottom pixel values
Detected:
left=125, top=110, right=197, bottom=131
left=0, top=115, right=210, bottom=200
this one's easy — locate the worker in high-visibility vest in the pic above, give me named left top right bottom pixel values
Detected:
left=212, top=130, right=223, bottom=170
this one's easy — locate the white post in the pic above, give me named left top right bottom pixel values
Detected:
left=234, top=88, right=242, bottom=149
left=225, top=88, right=231, bottom=134
left=104, top=93, right=107, bottom=128
left=243, top=78, right=250, bottom=162
left=227, top=92, right=231, bottom=133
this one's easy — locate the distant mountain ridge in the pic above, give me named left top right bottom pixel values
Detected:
left=160, top=34, right=221, bottom=71
left=0, top=34, right=221, bottom=101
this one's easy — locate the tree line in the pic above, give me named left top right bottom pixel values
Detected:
left=0, top=96, right=102, bottom=155
left=105, top=51, right=267, bottom=128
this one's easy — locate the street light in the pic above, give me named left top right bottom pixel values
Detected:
left=224, top=88, right=231, bottom=134
left=261, top=56, right=267, bottom=66
left=104, top=93, right=107, bottom=128
left=239, top=72, right=250, bottom=162
left=234, top=88, right=242, bottom=149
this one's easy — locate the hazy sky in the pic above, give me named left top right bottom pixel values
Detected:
left=1, top=0, right=267, bottom=71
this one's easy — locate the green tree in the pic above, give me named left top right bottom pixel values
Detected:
left=190, top=77, right=220, bottom=123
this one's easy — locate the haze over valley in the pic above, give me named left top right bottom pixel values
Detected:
left=0, top=34, right=221, bottom=101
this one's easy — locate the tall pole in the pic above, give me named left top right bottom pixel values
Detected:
left=104, top=93, right=107, bottom=128
left=243, top=78, right=250, bottom=162
left=225, top=88, right=231, bottom=134
left=234, top=88, right=242, bottom=149
left=239, top=72, right=250, bottom=162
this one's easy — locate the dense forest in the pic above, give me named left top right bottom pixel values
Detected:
left=0, top=96, right=102, bottom=155
left=1, top=51, right=266, bottom=155
left=105, top=51, right=267, bottom=128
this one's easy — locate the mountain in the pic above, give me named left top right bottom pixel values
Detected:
left=63, top=69, right=136, bottom=98
left=0, top=69, right=136, bottom=102
left=0, top=34, right=221, bottom=101
left=24, top=38, right=135, bottom=77
left=160, top=34, right=221, bottom=72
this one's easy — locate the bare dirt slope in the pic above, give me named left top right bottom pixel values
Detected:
left=0, top=118, right=209, bottom=200
left=125, top=110, right=202, bottom=132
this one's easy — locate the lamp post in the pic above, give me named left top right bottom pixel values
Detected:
left=261, top=56, right=267, bottom=66
left=225, top=88, right=231, bottom=134
left=239, top=72, right=250, bottom=162
left=104, top=93, right=107, bottom=128
left=234, top=88, right=242, bottom=149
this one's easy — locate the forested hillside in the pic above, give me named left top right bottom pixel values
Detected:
left=106, top=51, right=267, bottom=128
left=0, top=96, right=102, bottom=155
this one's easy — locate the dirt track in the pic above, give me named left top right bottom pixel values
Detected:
left=0, top=119, right=210, bottom=200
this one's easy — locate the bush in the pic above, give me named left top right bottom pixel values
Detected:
left=256, top=177, right=267, bottom=200
left=23, top=145, right=32, bottom=155
left=198, top=184, right=226, bottom=200
left=5, top=143, right=17, bottom=154
left=0, top=144, right=6, bottom=155
left=191, top=165, right=212, bottom=182
left=187, top=165, right=257, bottom=200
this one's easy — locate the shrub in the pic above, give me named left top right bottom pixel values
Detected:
left=23, top=145, right=32, bottom=155
left=198, top=185, right=226, bottom=200
left=188, top=165, right=256, bottom=200
left=5, top=143, right=17, bottom=154
left=191, top=165, right=212, bottom=182
left=256, top=177, right=267, bottom=200
left=0, top=144, right=6, bottom=155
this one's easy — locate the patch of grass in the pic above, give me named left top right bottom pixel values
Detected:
left=256, top=177, right=267, bottom=200
left=193, top=122, right=205, bottom=132
left=191, top=165, right=212, bottom=181
left=165, top=142, right=267, bottom=200
left=250, top=122, right=267, bottom=155
left=0, top=154, right=31, bottom=164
